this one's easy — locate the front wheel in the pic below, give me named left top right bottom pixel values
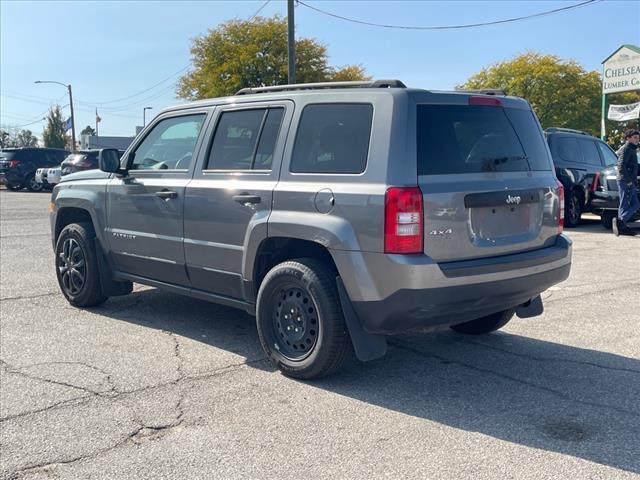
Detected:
left=25, top=173, right=45, bottom=192
left=450, top=309, right=514, bottom=335
left=55, top=222, right=107, bottom=307
left=256, top=259, right=351, bottom=379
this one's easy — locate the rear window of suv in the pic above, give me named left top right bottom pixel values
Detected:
left=290, top=104, right=373, bottom=174
left=417, top=105, right=551, bottom=175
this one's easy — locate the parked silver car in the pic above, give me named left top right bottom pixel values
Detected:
left=50, top=80, right=571, bottom=379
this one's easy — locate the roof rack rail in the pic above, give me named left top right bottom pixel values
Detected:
left=544, top=127, right=589, bottom=136
left=235, top=79, right=407, bottom=96
left=458, top=89, right=507, bottom=96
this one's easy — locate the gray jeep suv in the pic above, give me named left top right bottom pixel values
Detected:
left=50, top=80, right=572, bottom=379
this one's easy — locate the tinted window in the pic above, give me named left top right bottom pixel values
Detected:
left=555, top=137, right=582, bottom=164
left=417, top=105, right=549, bottom=175
left=597, top=141, right=618, bottom=166
left=131, top=114, right=205, bottom=171
left=290, top=104, right=373, bottom=174
left=206, top=108, right=284, bottom=170
left=578, top=140, right=602, bottom=166
left=254, top=109, right=284, bottom=170
left=207, top=109, right=265, bottom=170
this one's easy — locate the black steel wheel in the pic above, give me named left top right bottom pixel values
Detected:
left=450, top=309, right=514, bottom=335
left=256, top=258, right=351, bottom=379
left=55, top=222, right=107, bottom=307
left=564, top=191, right=582, bottom=228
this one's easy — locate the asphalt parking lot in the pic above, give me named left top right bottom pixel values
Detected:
left=0, top=189, right=639, bottom=480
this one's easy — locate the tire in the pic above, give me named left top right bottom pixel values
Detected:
left=55, top=222, right=107, bottom=307
left=600, top=211, right=615, bottom=230
left=564, top=191, right=582, bottom=228
left=25, top=173, right=45, bottom=192
left=450, top=309, right=515, bottom=335
left=256, top=258, right=351, bottom=379
left=6, top=183, right=23, bottom=191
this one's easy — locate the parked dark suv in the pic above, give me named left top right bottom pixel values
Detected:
left=50, top=80, right=571, bottom=379
left=0, top=147, right=69, bottom=191
left=545, top=128, right=617, bottom=227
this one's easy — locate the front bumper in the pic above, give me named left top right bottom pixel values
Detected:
left=0, top=171, right=23, bottom=186
left=332, top=235, right=572, bottom=334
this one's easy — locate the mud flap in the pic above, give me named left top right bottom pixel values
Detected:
left=336, top=277, right=387, bottom=362
left=516, top=294, right=544, bottom=318
left=94, top=238, right=133, bottom=297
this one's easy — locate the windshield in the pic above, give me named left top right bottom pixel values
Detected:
left=417, top=104, right=551, bottom=175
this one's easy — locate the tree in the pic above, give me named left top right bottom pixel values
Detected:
left=177, top=16, right=369, bottom=100
left=0, top=129, right=39, bottom=148
left=42, top=106, right=68, bottom=149
left=458, top=53, right=601, bottom=136
left=14, top=129, right=39, bottom=147
left=81, top=125, right=96, bottom=137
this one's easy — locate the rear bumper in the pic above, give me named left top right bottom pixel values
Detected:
left=332, top=235, right=572, bottom=334
left=0, top=171, right=24, bottom=186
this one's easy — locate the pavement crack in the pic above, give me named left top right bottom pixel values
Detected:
left=389, top=340, right=640, bottom=419
left=0, top=292, right=59, bottom=302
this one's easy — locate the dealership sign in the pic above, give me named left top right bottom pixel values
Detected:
left=602, top=45, right=640, bottom=94
left=608, top=101, right=640, bottom=121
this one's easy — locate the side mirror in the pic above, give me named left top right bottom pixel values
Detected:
left=98, top=149, right=122, bottom=173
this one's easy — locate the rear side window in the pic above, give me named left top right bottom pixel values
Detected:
left=597, top=141, right=618, bottom=166
left=555, top=137, right=582, bottom=164
left=417, top=105, right=551, bottom=175
left=290, top=104, right=373, bottom=174
left=578, top=140, right=602, bottom=166
left=207, top=108, right=284, bottom=170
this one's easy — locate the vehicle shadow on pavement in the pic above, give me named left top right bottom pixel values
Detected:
left=97, top=288, right=640, bottom=474
left=569, top=217, right=640, bottom=236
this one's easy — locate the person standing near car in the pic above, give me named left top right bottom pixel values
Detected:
left=613, top=129, right=640, bottom=237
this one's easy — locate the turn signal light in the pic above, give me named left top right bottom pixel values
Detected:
left=384, top=187, right=423, bottom=253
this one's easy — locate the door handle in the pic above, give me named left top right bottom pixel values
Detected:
left=155, top=190, right=178, bottom=200
left=233, top=193, right=262, bottom=205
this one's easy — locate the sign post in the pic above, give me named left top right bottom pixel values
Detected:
left=601, top=44, right=640, bottom=140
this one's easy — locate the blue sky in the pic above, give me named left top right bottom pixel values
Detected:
left=1, top=0, right=637, bottom=138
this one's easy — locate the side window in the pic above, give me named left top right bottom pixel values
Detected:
left=207, top=109, right=259, bottom=170
left=254, top=109, right=284, bottom=170
left=290, top=104, right=373, bottom=174
left=555, top=137, right=582, bottom=164
left=597, top=141, right=618, bottom=166
left=578, top=140, right=602, bottom=166
left=131, top=114, right=205, bottom=171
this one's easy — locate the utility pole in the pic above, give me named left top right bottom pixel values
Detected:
left=287, top=0, right=296, bottom=84
left=68, top=84, right=76, bottom=152
left=143, top=107, right=153, bottom=127
left=34, top=80, right=76, bottom=152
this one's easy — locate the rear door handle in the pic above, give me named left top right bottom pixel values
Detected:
left=233, top=193, right=262, bottom=205
left=155, top=190, right=178, bottom=200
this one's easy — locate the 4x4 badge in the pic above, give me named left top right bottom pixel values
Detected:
left=429, top=228, right=453, bottom=236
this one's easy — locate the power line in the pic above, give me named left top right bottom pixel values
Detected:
left=1, top=117, right=46, bottom=129
left=249, top=0, right=272, bottom=21
left=297, top=0, right=600, bottom=30
left=76, top=65, right=189, bottom=106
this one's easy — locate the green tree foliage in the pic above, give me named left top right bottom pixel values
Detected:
left=0, top=129, right=39, bottom=148
left=177, top=16, right=369, bottom=100
left=458, top=53, right=601, bottom=136
left=42, top=106, right=68, bottom=149
left=81, top=125, right=96, bottom=137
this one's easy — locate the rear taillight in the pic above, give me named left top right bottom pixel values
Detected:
left=591, top=172, right=600, bottom=192
left=469, top=96, right=502, bottom=107
left=8, top=160, right=21, bottom=168
left=384, top=187, right=423, bottom=254
left=557, top=181, right=565, bottom=234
